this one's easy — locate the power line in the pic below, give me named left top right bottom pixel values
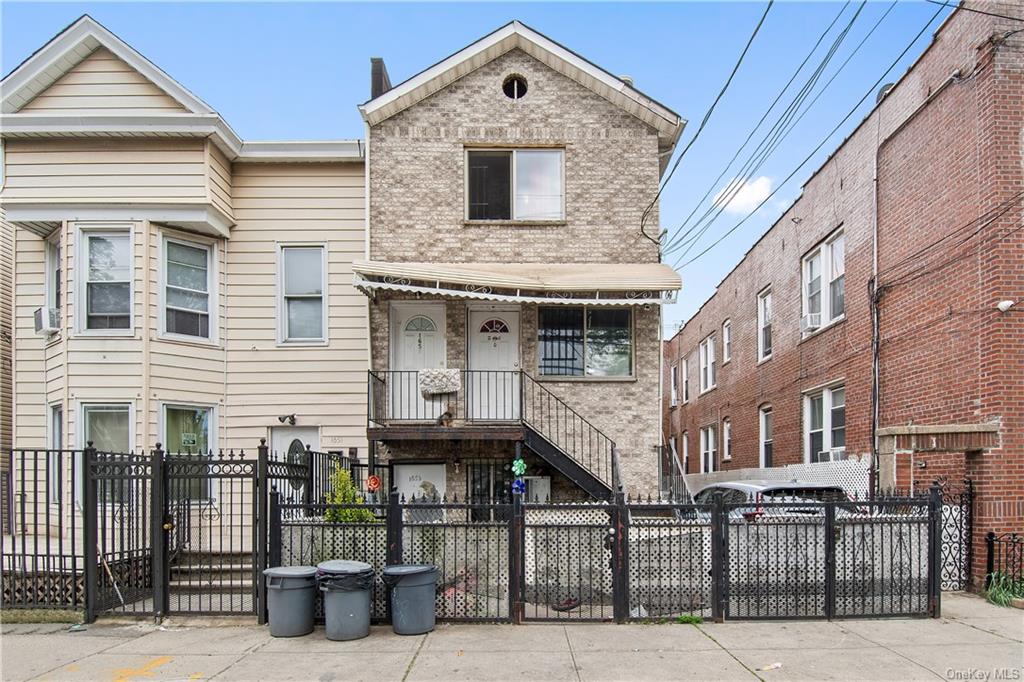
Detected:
left=925, top=0, right=1024, bottom=23
left=639, top=0, right=774, bottom=245
left=665, top=1, right=875, bottom=258
left=674, top=3, right=945, bottom=270
left=660, top=1, right=860, bottom=255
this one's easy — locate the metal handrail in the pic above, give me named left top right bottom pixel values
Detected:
left=366, top=369, right=618, bottom=489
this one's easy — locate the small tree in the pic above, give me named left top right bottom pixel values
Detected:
left=324, top=465, right=378, bottom=523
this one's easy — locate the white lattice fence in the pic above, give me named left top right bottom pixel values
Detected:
left=684, top=454, right=872, bottom=497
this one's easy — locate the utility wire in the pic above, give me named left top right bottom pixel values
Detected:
left=665, top=1, right=873, bottom=257
left=674, top=3, right=945, bottom=269
left=660, top=1, right=857, bottom=255
left=924, top=0, right=1024, bottom=23
left=639, top=0, right=774, bottom=245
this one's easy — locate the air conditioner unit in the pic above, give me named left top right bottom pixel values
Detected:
left=830, top=447, right=847, bottom=461
left=34, top=307, right=60, bottom=336
left=801, top=313, right=821, bottom=332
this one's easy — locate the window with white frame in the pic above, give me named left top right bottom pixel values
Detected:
left=805, top=384, right=845, bottom=462
left=681, top=431, right=689, bottom=473
left=467, top=149, right=564, bottom=221
left=164, top=404, right=213, bottom=500
left=48, top=404, right=62, bottom=504
left=80, top=229, right=132, bottom=331
left=670, top=364, right=679, bottom=406
left=163, top=236, right=213, bottom=340
left=759, top=405, right=773, bottom=468
left=700, top=425, right=717, bottom=473
left=722, top=418, right=732, bottom=461
left=699, top=335, right=716, bottom=392
left=757, top=288, right=772, bottom=360
left=802, top=230, right=845, bottom=332
left=82, top=404, right=131, bottom=503
left=682, top=359, right=690, bottom=402
left=722, top=320, right=732, bottom=363
left=280, top=246, right=326, bottom=343
left=46, top=237, right=62, bottom=316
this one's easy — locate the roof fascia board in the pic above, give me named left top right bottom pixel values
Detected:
left=0, top=113, right=364, bottom=161
left=3, top=202, right=234, bottom=238
left=1, top=15, right=214, bottom=115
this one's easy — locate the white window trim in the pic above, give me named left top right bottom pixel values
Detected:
left=681, top=358, right=690, bottom=403
left=700, top=425, right=717, bottom=474
left=803, top=383, right=846, bottom=463
left=722, top=320, right=732, bottom=363
left=277, top=243, right=329, bottom=346
left=160, top=402, right=218, bottom=502
left=47, top=402, right=63, bottom=505
left=699, top=334, right=716, bottom=394
left=45, top=235, right=61, bottom=314
left=464, top=147, right=566, bottom=221
left=757, top=287, right=772, bottom=363
left=74, top=223, right=135, bottom=337
left=670, top=364, right=679, bottom=407
left=76, top=401, right=136, bottom=506
left=158, top=231, right=218, bottom=345
left=801, top=229, right=845, bottom=336
left=681, top=431, right=689, bottom=474
left=759, top=406, right=772, bottom=468
left=722, top=418, right=732, bottom=461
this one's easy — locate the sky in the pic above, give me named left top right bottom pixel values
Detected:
left=1, top=1, right=954, bottom=338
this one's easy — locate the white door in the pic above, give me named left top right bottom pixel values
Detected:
left=468, top=308, right=520, bottom=421
left=271, top=426, right=319, bottom=497
left=391, top=303, right=446, bottom=421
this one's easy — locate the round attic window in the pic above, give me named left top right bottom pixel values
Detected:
left=503, top=75, right=528, bottom=100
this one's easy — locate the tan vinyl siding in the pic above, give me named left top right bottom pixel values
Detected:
left=20, top=47, right=187, bottom=114
left=226, top=162, right=368, bottom=451
left=2, top=138, right=209, bottom=206
left=205, top=141, right=233, bottom=219
left=12, top=227, right=48, bottom=445
left=1, top=213, right=13, bottom=450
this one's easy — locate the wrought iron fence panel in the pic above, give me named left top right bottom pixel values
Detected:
left=626, top=503, right=713, bottom=620
left=400, top=498, right=512, bottom=622
left=986, top=532, right=1023, bottom=587
left=521, top=501, right=614, bottom=621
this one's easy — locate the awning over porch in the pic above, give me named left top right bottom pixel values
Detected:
left=352, top=260, right=681, bottom=305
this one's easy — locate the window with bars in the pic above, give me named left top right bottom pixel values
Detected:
left=537, top=307, right=631, bottom=377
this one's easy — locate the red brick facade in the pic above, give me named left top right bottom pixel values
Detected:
left=664, top=5, right=1023, bottom=584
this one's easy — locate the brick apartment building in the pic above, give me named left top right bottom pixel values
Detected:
left=664, top=3, right=1022, bottom=583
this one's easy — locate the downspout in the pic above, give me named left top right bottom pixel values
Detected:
left=870, top=114, right=880, bottom=498
left=141, top=221, right=152, bottom=452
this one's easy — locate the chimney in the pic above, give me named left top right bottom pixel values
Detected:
left=371, top=57, right=392, bottom=100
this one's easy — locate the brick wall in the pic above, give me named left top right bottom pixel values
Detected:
left=664, top=5, right=1022, bottom=581
left=367, top=47, right=667, bottom=496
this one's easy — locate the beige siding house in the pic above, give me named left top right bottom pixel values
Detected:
left=0, top=16, right=369, bottom=467
left=357, top=22, right=684, bottom=501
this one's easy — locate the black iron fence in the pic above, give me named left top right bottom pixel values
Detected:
left=270, top=486, right=946, bottom=623
left=985, top=532, right=1023, bottom=587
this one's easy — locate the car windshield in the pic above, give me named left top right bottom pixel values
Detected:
left=762, top=487, right=846, bottom=502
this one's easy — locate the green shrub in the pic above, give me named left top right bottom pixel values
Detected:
left=985, top=571, right=1024, bottom=607
left=324, top=466, right=378, bottom=524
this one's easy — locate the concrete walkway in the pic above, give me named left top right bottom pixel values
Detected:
left=2, top=594, right=1020, bottom=681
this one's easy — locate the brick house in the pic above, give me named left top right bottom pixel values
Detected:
left=356, top=22, right=684, bottom=502
left=663, top=4, right=1022, bottom=582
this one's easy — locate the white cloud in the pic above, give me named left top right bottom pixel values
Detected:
left=713, top=176, right=773, bottom=215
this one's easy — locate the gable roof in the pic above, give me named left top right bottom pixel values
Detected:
left=359, top=20, right=685, bottom=157
left=1, top=15, right=213, bottom=114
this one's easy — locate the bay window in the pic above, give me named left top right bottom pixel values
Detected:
left=164, top=404, right=213, bottom=500
left=280, top=245, right=326, bottom=343
left=805, top=384, right=845, bottom=462
left=538, top=307, right=632, bottom=377
left=467, top=149, right=564, bottom=221
left=163, top=237, right=212, bottom=340
left=82, top=404, right=131, bottom=503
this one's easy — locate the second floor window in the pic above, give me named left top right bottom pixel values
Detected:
left=280, top=245, right=326, bottom=343
left=467, top=149, right=564, bottom=221
left=682, top=358, right=690, bottom=402
left=83, top=231, right=131, bottom=331
left=670, top=365, right=679, bottom=406
left=164, top=238, right=212, bottom=340
left=722, top=320, right=732, bottom=363
left=46, top=237, right=62, bottom=315
left=802, top=230, right=845, bottom=332
left=806, top=384, right=845, bottom=462
left=538, top=307, right=631, bottom=377
left=757, top=288, right=772, bottom=360
left=699, top=334, right=716, bottom=392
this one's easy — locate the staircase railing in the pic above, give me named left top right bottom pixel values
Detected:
left=367, top=369, right=617, bottom=490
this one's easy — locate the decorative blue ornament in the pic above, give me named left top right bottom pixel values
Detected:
left=512, top=478, right=526, bottom=495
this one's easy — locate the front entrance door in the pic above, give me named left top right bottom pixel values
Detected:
left=468, top=308, right=520, bottom=421
left=391, top=303, right=446, bottom=421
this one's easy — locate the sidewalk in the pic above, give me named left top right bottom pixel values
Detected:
left=2, top=594, right=1020, bottom=681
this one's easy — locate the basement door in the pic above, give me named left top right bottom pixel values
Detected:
left=467, top=307, right=520, bottom=421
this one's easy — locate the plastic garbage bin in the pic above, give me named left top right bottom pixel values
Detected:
left=263, top=566, right=317, bottom=637
left=382, top=564, right=438, bottom=635
left=316, top=560, right=375, bottom=641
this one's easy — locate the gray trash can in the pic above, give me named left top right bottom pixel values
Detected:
left=263, top=566, right=317, bottom=637
left=382, top=564, right=438, bottom=635
left=316, top=560, right=375, bottom=641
